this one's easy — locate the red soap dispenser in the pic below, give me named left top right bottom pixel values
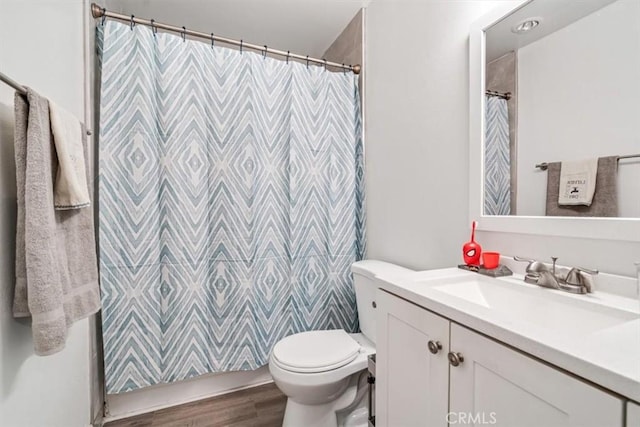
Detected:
left=463, top=221, right=482, bottom=266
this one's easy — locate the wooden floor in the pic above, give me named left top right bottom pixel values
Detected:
left=104, top=383, right=287, bottom=427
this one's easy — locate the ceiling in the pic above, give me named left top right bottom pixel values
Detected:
left=103, top=0, right=369, bottom=58
left=485, top=0, right=618, bottom=62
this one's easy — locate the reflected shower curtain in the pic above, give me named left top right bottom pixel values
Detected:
left=97, top=21, right=364, bottom=394
left=484, top=95, right=511, bottom=215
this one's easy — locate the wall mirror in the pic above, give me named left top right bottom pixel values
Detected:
left=469, top=0, right=640, bottom=241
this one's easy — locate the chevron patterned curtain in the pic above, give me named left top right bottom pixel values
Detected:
left=97, top=21, right=364, bottom=394
left=484, top=95, right=511, bottom=216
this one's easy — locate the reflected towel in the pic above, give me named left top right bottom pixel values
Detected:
left=49, top=100, right=91, bottom=210
left=546, top=156, right=618, bottom=217
left=13, top=89, right=100, bottom=356
left=558, top=158, right=598, bottom=206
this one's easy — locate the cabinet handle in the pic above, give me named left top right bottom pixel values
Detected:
left=427, top=340, right=442, bottom=354
left=448, top=352, right=464, bottom=367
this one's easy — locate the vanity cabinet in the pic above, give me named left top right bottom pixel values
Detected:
left=376, top=288, right=450, bottom=427
left=376, top=290, right=625, bottom=427
left=449, top=324, right=623, bottom=427
left=628, top=401, right=640, bottom=427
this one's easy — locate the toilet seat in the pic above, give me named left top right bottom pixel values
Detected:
left=272, top=330, right=361, bottom=373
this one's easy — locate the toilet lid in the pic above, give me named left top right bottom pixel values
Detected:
left=272, top=330, right=361, bottom=373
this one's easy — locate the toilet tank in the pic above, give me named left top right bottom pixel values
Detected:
left=351, top=260, right=415, bottom=344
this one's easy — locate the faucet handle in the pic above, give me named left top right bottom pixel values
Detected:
left=573, top=266, right=599, bottom=276
left=565, top=267, right=598, bottom=293
left=513, top=256, right=549, bottom=273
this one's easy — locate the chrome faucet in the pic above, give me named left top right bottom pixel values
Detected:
left=514, top=256, right=598, bottom=294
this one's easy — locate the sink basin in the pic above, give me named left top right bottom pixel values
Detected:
left=430, top=275, right=638, bottom=336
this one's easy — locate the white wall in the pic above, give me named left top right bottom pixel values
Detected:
left=364, top=0, right=640, bottom=279
left=0, top=1, right=92, bottom=426
left=517, top=0, right=640, bottom=217
left=364, top=0, right=510, bottom=270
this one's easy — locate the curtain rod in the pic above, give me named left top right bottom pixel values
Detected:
left=0, top=71, right=93, bottom=135
left=90, top=3, right=361, bottom=75
left=486, top=90, right=511, bottom=100
left=535, top=154, right=640, bottom=170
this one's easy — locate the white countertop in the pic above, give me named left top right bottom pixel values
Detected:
left=377, top=268, right=640, bottom=403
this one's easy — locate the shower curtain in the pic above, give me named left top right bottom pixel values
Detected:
left=97, top=21, right=364, bottom=394
left=484, top=95, right=511, bottom=215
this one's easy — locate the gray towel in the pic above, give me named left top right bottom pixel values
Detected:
left=545, top=156, right=619, bottom=217
left=13, top=89, right=100, bottom=356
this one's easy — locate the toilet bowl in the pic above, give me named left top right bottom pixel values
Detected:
left=268, top=261, right=414, bottom=427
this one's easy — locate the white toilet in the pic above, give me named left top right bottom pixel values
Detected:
left=269, top=260, right=413, bottom=427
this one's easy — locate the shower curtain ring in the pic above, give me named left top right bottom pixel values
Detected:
left=342, top=64, right=346, bottom=74
left=150, top=19, right=157, bottom=37
left=181, top=26, right=186, bottom=42
left=240, top=40, right=243, bottom=54
left=286, top=51, right=290, bottom=64
left=129, top=15, right=135, bottom=30
left=211, top=33, right=214, bottom=48
left=323, top=59, right=327, bottom=71
left=100, top=8, right=106, bottom=25
left=263, top=45, right=267, bottom=59
left=306, top=55, right=309, bottom=69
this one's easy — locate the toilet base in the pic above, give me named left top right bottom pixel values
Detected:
left=281, top=371, right=369, bottom=427
left=283, top=399, right=342, bottom=427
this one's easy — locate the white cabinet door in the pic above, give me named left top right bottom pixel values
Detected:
left=449, top=324, right=624, bottom=427
left=375, top=290, right=450, bottom=427
left=628, top=401, right=640, bottom=427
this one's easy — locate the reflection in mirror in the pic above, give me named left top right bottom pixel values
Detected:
left=483, top=0, right=640, bottom=218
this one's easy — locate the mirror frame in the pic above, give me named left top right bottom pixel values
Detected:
left=469, top=0, right=640, bottom=242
